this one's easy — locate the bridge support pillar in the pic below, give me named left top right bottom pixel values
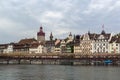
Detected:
left=7, top=60, right=9, bottom=64
left=29, top=60, right=31, bottom=64
left=18, top=59, right=21, bottom=64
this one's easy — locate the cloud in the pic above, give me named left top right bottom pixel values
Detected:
left=44, top=11, right=63, bottom=19
left=0, top=0, right=120, bottom=43
left=83, top=0, right=115, bottom=14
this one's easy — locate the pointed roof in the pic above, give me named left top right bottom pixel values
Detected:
left=69, top=32, right=72, bottom=36
left=101, top=24, right=106, bottom=34
left=101, top=30, right=106, bottom=34
left=50, top=32, right=53, bottom=40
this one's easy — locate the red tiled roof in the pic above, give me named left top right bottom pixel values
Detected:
left=0, top=44, right=8, bottom=49
left=19, top=38, right=37, bottom=44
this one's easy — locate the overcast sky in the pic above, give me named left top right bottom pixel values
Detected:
left=0, top=0, right=120, bottom=43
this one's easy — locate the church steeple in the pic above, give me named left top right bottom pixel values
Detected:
left=101, top=24, right=106, bottom=34
left=69, top=32, right=72, bottom=40
left=88, top=30, right=90, bottom=35
left=50, top=32, right=53, bottom=41
left=69, top=32, right=72, bottom=36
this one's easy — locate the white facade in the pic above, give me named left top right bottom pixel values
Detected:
left=93, top=41, right=109, bottom=53
left=3, top=45, right=13, bottom=53
left=29, top=45, right=43, bottom=54
left=92, top=33, right=112, bottom=54
left=109, top=42, right=120, bottom=54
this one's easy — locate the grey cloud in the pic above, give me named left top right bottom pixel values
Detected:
left=0, top=0, right=120, bottom=43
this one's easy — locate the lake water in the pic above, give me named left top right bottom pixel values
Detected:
left=0, top=65, right=120, bottom=80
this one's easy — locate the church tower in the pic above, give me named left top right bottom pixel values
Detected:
left=37, top=26, right=45, bottom=43
left=69, top=32, right=72, bottom=40
left=50, top=32, right=53, bottom=41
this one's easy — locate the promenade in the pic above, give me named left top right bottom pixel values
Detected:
left=0, top=53, right=120, bottom=65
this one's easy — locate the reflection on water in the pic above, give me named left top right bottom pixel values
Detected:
left=0, top=65, right=120, bottom=80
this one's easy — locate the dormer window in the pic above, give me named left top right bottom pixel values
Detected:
left=98, top=35, right=105, bottom=39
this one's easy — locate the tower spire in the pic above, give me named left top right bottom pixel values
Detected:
left=101, top=24, right=106, bottom=34
left=69, top=32, right=72, bottom=36
left=50, top=32, right=53, bottom=41
left=102, top=24, right=104, bottom=30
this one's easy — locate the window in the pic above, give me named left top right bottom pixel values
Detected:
left=116, top=44, right=118, bottom=46
left=103, top=44, right=105, bottom=46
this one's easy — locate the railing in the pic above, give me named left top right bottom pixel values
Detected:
left=0, top=52, right=120, bottom=58
left=0, top=53, right=120, bottom=65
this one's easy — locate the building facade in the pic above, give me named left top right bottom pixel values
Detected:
left=92, top=30, right=111, bottom=54
left=54, top=39, right=61, bottom=53
left=74, top=35, right=80, bottom=53
left=29, top=43, right=44, bottom=54
left=109, top=36, right=120, bottom=53
left=44, top=32, right=55, bottom=53
left=79, top=33, right=93, bottom=54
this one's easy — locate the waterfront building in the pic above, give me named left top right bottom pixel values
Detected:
left=13, top=38, right=37, bottom=53
left=54, top=39, right=61, bottom=53
left=13, top=43, right=30, bottom=53
left=92, top=30, right=112, bottom=54
left=74, top=35, right=81, bottom=53
left=45, top=32, right=55, bottom=53
left=29, top=42, right=44, bottom=54
left=60, top=32, right=74, bottom=53
left=66, top=41, right=74, bottom=53
left=109, top=36, right=120, bottom=53
left=0, top=43, right=14, bottom=53
left=0, top=44, right=8, bottom=53
left=3, top=43, right=13, bottom=53
left=66, top=32, right=74, bottom=53
left=60, top=39, right=66, bottom=53
left=79, top=32, right=94, bottom=54
left=37, top=26, right=45, bottom=43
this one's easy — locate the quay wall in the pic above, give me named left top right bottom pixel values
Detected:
left=0, top=53, right=120, bottom=65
